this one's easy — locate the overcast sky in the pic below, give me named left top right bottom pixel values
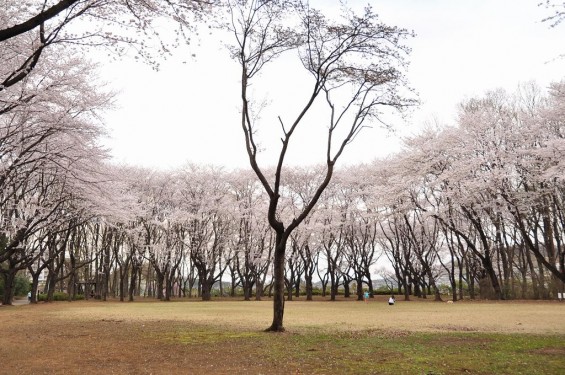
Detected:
left=99, top=0, right=565, bottom=170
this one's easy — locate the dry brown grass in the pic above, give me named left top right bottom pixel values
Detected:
left=35, top=296, right=563, bottom=334
left=1, top=296, right=564, bottom=374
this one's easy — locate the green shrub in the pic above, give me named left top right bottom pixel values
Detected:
left=373, top=287, right=399, bottom=295
left=14, top=274, right=30, bottom=296
left=37, top=292, right=85, bottom=301
left=311, top=287, right=324, bottom=296
left=52, top=292, right=67, bottom=301
left=0, top=273, right=31, bottom=297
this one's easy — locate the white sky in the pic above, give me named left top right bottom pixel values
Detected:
left=99, top=0, right=565, bottom=170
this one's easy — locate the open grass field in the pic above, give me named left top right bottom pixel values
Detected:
left=1, top=296, right=564, bottom=374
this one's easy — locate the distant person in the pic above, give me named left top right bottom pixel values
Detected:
left=27, top=291, right=31, bottom=302
left=388, top=295, right=395, bottom=306
left=363, top=291, right=369, bottom=303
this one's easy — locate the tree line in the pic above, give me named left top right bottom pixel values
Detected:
left=1, top=1, right=564, bottom=315
left=2, top=80, right=564, bottom=305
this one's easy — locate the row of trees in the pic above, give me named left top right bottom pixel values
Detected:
left=0, top=0, right=208, bottom=305
left=1, top=0, right=418, bottom=333
left=2, top=79, right=564, bottom=307
left=388, top=82, right=565, bottom=301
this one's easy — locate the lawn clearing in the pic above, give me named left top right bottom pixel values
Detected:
left=1, top=297, right=564, bottom=374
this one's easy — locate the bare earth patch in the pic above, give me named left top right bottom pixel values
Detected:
left=1, top=296, right=564, bottom=374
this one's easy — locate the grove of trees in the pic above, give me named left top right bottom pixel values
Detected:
left=2, top=81, right=564, bottom=307
left=1, top=0, right=564, bottom=334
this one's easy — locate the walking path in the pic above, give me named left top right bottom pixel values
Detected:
left=1, top=298, right=29, bottom=306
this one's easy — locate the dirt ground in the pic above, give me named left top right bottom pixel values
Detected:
left=1, top=297, right=564, bottom=374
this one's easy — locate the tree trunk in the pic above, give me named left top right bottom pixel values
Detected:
left=320, top=277, right=327, bottom=297
left=518, top=246, right=528, bottom=298
left=305, top=274, right=313, bottom=301
left=119, top=268, right=127, bottom=302
left=294, top=277, right=301, bottom=298
left=1, top=270, right=16, bottom=305
left=537, top=257, right=548, bottom=299
left=201, top=275, right=213, bottom=301
left=231, top=270, right=239, bottom=298
left=468, top=263, right=476, bottom=300
left=128, top=265, right=137, bottom=302
left=30, top=272, right=40, bottom=304
left=365, top=269, right=374, bottom=298
left=156, top=271, right=165, bottom=300
left=255, top=279, right=263, bottom=301
left=285, top=277, right=293, bottom=301
left=46, top=269, right=57, bottom=302
left=483, top=252, right=504, bottom=300
left=243, top=276, right=252, bottom=301
left=356, top=276, right=363, bottom=301
left=266, top=234, right=286, bottom=332
left=164, top=271, right=172, bottom=302
left=329, top=260, right=338, bottom=301
left=219, top=276, right=224, bottom=297
left=343, top=278, right=351, bottom=298
left=402, top=275, right=410, bottom=301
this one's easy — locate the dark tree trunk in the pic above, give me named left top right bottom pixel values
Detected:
left=119, top=267, right=127, bottom=302
left=356, top=276, right=363, bottom=301
left=156, top=271, right=165, bottom=300
left=343, top=279, right=351, bottom=298
left=483, top=253, right=503, bottom=300
left=200, top=274, right=214, bottom=301
left=243, top=275, right=254, bottom=301
left=468, top=261, right=477, bottom=300
left=365, top=269, right=374, bottom=298
left=285, top=277, right=293, bottom=301
left=413, top=280, right=421, bottom=298
left=30, top=272, right=40, bottom=304
left=294, top=277, right=301, bottom=298
left=201, top=286, right=211, bottom=301
left=231, top=269, right=239, bottom=298
left=305, top=274, right=313, bottom=301
left=255, top=279, right=264, bottom=301
left=457, top=257, right=464, bottom=301
left=402, top=275, right=410, bottom=301
left=102, top=243, right=110, bottom=301
left=46, top=268, right=57, bottom=302
left=329, top=259, right=338, bottom=301
left=164, top=270, right=172, bottom=302
left=266, top=234, right=286, bottom=332
left=331, top=281, right=339, bottom=301
left=320, top=277, right=327, bottom=297
left=1, top=270, right=16, bottom=305
left=128, top=265, right=137, bottom=302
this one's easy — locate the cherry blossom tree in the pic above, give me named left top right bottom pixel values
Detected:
left=177, top=164, right=234, bottom=301
left=0, top=0, right=209, bottom=92
left=391, top=82, right=565, bottom=301
left=0, top=52, right=112, bottom=304
left=227, top=169, right=273, bottom=300
left=314, top=173, right=352, bottom=301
